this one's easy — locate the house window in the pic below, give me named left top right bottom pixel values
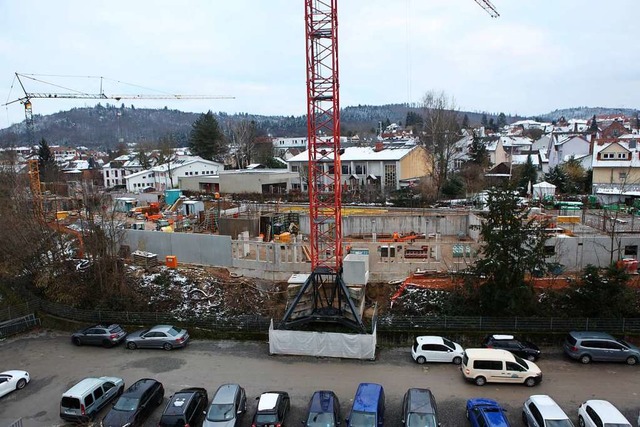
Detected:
left=195, top=171, right=198, bottom=175
left=625, top=245, right=638, bottom=256
left=291, top=165, right=299, bottom=172
left=106, top=170, right=110, bottom=178
left=619, top=172, right=628, bottom=180
left=355, top=164, right=366, bottom=175
left=342, top=164, right=350, bottom=174
left=602, top=153, right=614, bottom=159
left=292, top=183, right=301, bottom=190
left=114, top=170, right=118, bottom=177
left=384, top=164, right=397, bottom=189
left=328, top=165, right=335, bottom=175
left=617, top=153, right=627, bottom=159
left=544, top=245, right=556, bottom=256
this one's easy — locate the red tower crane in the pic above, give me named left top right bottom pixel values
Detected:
left=280, top=0, right=500, bottom=332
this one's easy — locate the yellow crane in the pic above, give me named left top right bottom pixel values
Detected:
left=3, top=72, right=234, bottom=143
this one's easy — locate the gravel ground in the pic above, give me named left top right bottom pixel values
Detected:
left=0, top=330, right=639, bottom=426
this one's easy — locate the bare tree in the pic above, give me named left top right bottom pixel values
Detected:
left=156, top=135, right=177, bottom=188
left=418, top=91, right=462, bottom=198
left=231, top=120, right=258, bottom=169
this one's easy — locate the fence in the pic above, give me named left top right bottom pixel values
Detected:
left=0, top=314, right=41, bottom=339
left=5, top=297, right=640, bottom=335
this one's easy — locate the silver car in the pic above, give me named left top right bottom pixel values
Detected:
left=125, top=325, right=189, bottom=351
left=204, top=383, right=247, bottom=427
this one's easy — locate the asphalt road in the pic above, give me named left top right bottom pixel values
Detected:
left=0, top=330, right=639, bottom=427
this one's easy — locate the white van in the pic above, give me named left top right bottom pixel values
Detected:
left=59, top=376, right=124, bottom=422
left=461, top=348, right=542, bottom=387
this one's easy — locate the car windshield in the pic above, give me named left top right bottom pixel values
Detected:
left=618, top=339, right=632, bottom=348
left=442, top=337, right=455, bottom=350
left=602, top=424, right=631, bottom=427
left=407, top=412, right=438, bottom=427
left=256, top=414, right=278, bottom=423
left=546, top=420, right=574, bottom=427
left=167, top=327, right=183, bottom=337
left=513, top=354, right=528, bottom=369
left=349, top=411, right=376, bottom=427
left=307, top=411, right=336, bottom=427
left=207, top=403, right=235, bottom=421
left=113, top=396, right=139, bottom=412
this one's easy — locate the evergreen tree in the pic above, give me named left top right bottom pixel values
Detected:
left=518, top=155, right=538, bottom=191
left=471, top=185, right=549, bottom=315
left=461, top=114, right=469, bottom=129
left=188, top=111, right=227, bottom=161
left=481, top=113, right=488, bottom=127
left=566, top=264, right=634, bottom=317
left=589, top=114, right=598, bottom=133
left=405, top=111, right=423, bottom=127
left=467, top=134, right=490, bottom=168
left=37, top=138, right=58, bottom=182
left=497, top=112, right=507, bottom=129
left=545, top=165, right=568, bottom=193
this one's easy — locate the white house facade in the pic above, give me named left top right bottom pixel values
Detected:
left=124, top=156, right=224, bottom=192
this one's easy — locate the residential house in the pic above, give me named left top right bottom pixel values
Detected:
left=287, top=144, right=429, bottom=192
left=591, top=140, right=640, bottom=204
left=124, top=156, right=223, bottom=192
left=547, top=134, right=592, bottom=169
left=102, top=154, right=147, bottom=188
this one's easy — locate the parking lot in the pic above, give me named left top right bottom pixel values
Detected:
left=0, top=330, right=639, bottom=426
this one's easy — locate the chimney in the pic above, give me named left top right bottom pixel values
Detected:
left=374, top=142, right=384, bottom=152
left=589, top=133, right=596, bottom=155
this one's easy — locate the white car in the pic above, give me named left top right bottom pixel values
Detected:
left=578, top=400, right=631, bottom=427
left=522, top=395, right=573, bottom=426
left=411, top=335, right=464, bottom=364
left=0, top=370, right=30, bottom=398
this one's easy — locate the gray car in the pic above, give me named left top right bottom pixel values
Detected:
left=204, top=383, right=247, bottom=427
left=563, top=331, right=640, bottom=365
left=125, top=325, right=189, bottom=351
left=71, top=324, right=127, bottom=348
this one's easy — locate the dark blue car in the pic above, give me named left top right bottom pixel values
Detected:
left=346, top=383, right=385, bottom=427
left=304, top=391, right=341, bottom=427
left=466, top=398, right=510, bottom=427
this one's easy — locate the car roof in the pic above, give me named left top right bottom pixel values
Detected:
left=585, top=400, right=629, bottom=423
left=150, top=325, right=175, bottom=332
left=489, top=334, right=515, bottom=340
left=406, top=388, right=435, bottom=414
left=570, top=331, right=615, bottom=339
left=468, top=399, right=508, bottom=427
left=352, top=383, right=383, bottom=413
left=212, top=384, right=241, bottom=404
left=164, top=389, right=205, bottom=415
left=465, top=348, right=517, bottom=360
left=527, top=395, right=569, bottom=419
left=309, top=391, right=337, bottom=413
left=416, top=336, right=445, bottom=344
left=258, top=392, right=283, bottom=411
left=124, top=379, right=159, bottom=398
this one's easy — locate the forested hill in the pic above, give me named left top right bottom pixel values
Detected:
left=0, top=103, right=632, bottom=150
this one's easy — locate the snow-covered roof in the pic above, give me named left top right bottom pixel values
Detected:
left=592, top=141, right=640, bottom=168
left=500, top=136, right=533, bottom=147
left=533, top=181, right=556, bottom=188
left=288, top=146, right=420, bottom=163
left=152, top=157, right=222, bottom=172
left=511, top=154, right=540, bottom=165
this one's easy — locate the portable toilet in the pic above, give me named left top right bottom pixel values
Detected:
left=164, top=189, right=182, bottom=207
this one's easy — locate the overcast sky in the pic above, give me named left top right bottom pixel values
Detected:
left=1, top=0, right=638, bottom=129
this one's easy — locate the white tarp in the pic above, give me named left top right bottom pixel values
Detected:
left=268, top=320, right=377, bottom=360
left=532, top=181, right=556, bottom=199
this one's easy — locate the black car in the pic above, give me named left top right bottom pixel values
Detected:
left=159, top=387, right=209, bottom=427
left=482, top=334, right=541, bottom=361
left=102, top=378, right=164, bottom=427
left=253, top=392, right=290, bottom=427
left=71, top=324, right=127, bottom=348
left=304, top=391, right=341, bottom=427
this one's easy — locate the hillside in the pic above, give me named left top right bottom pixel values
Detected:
left=0, top=103, right=634, bottom=150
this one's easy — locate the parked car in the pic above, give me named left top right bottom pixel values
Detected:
left=577, top=400, right=631, bottom=427
left=102, top=378, right=164, bottom=427
left=563, top=331, right=640, bottom=365
left=522, top=395, right=573, bottom=427
left=402, top=388, right=439, bottom=427
left=252, top=391, right=290, bottom=427
left=125, top=325, right=189, bottom=351
left=481, top=334, right=541, bottom=361
left=60, top=376, right=124, bottom=422
left=346, top=383, right=385, bottom=427
left=204, top=383, right=247, bottom=427
left=0, top=370, right=30, bottom=398
left=71, top=324, right=127, bottom=348
left=461, top=349, right=542, bottom=387
left=411, top=336, right=464, bottom=365
left=466, top=398, right=511, bottom=427
left=304, top=391, right=341, bottom=427
left=159, top=387, right=208, bottom=427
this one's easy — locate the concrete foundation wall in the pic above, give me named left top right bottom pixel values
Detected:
left=549, top=235, right=640, bottom=270
left=122, top=230, right=233, bottom=266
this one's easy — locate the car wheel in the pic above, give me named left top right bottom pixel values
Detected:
left=526, top=354, right=536, bottom=362
left=126, top=341, right=137, bottom=350
left=452, top=356, right=462, bottom=365
left=416, top=356, right=426, bottom=364
left=102, top=339, right=112, bottom=348
left=626, top=356, right=637, bottom=365
left=578, top=415, right=585, bottom=427
left=580, top=354, right=591, bottom=364
left=524, top=377, right=536, bottom=387
left=16, top=379, right=27, bottom=390
left=163, top=343, right=173, bottom=351
left=474, top=376, right=486, bottom=386
left=72, top=337, right=81, bottom=346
